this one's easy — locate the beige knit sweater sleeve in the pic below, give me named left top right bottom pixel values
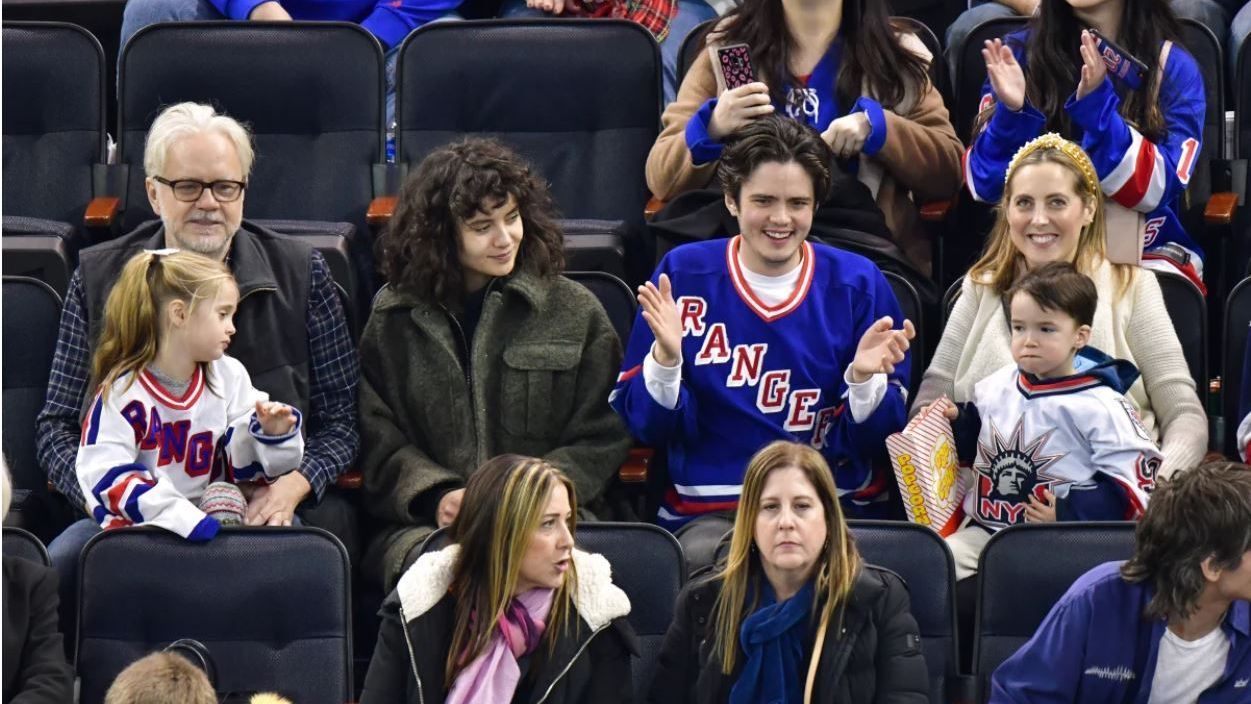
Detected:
left=1126, top=272, right=1208, bottom=477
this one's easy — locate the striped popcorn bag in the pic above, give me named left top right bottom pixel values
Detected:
left=886, top=396, right=966, bottom=537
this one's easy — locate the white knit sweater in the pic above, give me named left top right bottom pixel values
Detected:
left=914, top=260, right=1208, bottom=477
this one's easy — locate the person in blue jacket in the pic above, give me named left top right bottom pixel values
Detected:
left=965, top=0, right=1208, bottom=291
left=990, top=460, right=1251, bottom=703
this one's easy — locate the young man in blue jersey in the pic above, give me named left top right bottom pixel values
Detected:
left=611, top=114, right=916, bottom=538
left=990, top=461, right=1251, bottom=703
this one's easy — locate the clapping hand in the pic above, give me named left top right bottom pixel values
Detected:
left=1075, top=30, right=1108, bottom=101
left=982, top=38, right=1026, bottom=112
left=638, top=274, right=683, bottom=367
left=850, top=316, right=916, bottom=383
left=255, top=401, right=297, bottom=437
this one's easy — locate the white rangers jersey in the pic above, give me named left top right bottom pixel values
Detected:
left=958, top=349, right=1160, bottom=531
left=77, top=355, right=303, bottom=540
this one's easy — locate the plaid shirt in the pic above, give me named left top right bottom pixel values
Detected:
left=36, top=251, right=359, bottom=509
left=579, top=0, right=677, bottom=42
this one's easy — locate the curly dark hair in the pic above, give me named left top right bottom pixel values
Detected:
left=718, top=114, right=833, bottom=204
left=377, top=138, right=565, bottom=305
left=1121, top=461, right=1251, bottom=621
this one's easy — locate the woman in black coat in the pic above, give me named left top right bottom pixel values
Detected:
left=361, top=455, right=638, bottom=704
left=648, top=441, right=928, bottom=704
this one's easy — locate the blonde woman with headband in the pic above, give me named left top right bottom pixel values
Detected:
left=362, top=455, right=637, bottom=704
left=46, top=250, right=305, bottom=610
left=647, top=441, right=927, bottom=704
left=915, top=134, right=1206, bottom=480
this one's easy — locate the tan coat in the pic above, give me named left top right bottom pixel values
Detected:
left=645, top=32, right=965, bottom=272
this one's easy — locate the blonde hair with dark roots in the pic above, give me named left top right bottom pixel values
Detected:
left=445, top=455, right=579, bottom=686
left=968, top=139, right=1134, bottom=298
left=712, top=441, right=861, bottom=674
left=91, top=250, right=234, bottom=398
left=104, top=652, right=215, bottom=704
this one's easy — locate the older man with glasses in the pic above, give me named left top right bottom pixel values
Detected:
left=37, top=102, right=361, bottom=609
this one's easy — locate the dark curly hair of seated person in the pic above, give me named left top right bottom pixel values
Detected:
left=377, top=137, right=565, bottom=306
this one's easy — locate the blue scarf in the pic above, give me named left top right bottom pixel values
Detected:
left=730, top=579, right=816, bottom=704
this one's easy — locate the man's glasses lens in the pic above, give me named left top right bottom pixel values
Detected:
left=164, top=179, right=244, bottom=202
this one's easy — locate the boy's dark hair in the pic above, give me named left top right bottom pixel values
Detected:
left=1004, top=261, right=1097, bottom=327
left=377, top=137, right=565, bottom=306
left=717, top=115, right=833, bottom=204
left=1122, top=461, right=1251, bottom=620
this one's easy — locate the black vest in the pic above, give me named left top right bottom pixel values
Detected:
left=80, top=220, right=314, bottom=412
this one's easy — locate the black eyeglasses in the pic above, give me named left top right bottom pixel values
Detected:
left=153, top=176, right=247, bottom=203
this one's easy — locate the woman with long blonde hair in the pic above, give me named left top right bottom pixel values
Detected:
left=915, top=134, right=1206, bottom=480
left=648, top=441, right=926, bottom=704
left=362, top=454, right=637, bottom=704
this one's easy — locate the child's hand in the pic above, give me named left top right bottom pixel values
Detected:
left=1025, top=489, right=1057, bottom=523
left=255, top=401, right=297, bottom=437
left=919, top=395, right=960, bottom=420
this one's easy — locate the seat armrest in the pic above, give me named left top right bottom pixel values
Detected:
left=367, top=196, right=396, bottom=227
left=335, top=469, right=363, bottom=490
left=919, top=198, right=953, bottom=222
left=645, top=196, right=665, bottom=220
left=618, top=447, right=653, bottom=484
left=1203, top=192, right=1237, bottom=226
left=83, top=197, right=120, bottom=228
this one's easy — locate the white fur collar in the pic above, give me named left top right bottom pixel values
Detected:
left=396, top=545, right=631, bottom=631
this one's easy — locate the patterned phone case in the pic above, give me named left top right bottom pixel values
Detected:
left=712, top=43, right=755, bottom=92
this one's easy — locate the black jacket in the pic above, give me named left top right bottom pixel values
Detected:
left=647, top=566, right=928, bottom=704
left=361, top=546, right=639, bottom=704
left=2, top=557, right=73, bottom=703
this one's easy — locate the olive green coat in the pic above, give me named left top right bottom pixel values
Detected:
left=359, top=272, right=632, bottom=587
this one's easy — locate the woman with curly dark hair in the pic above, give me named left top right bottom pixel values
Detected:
left=358, top=138, right=633, bottom=590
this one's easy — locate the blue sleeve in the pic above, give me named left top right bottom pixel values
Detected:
left=989, top=593, right=1091, bottom=703
left=685, top=99, right=724, bottom=166
left=851, top=97, right=888, bottom=156
left=214, top=0, right=266, bottom=20
left=1064, top=48, right=1205, bottom=213
left=815, top=268, right=909, bottom=477
left=609, top=256, right=699, bottom=446
left=965, top=44, right=1048, bottom=204
left=359, top=0, right=460, bottom=49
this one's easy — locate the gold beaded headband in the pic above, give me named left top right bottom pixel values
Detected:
left=1005, top=133, right=1101, bottom=196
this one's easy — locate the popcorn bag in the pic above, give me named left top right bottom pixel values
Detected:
left=886, top=397, right=965, bottom=536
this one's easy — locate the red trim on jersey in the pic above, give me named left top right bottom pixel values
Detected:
left=1112, top=476, right=1146, bottom=519
left=663, top=487, right=740, bottom=515
left=1110, top=138, right=1158, bottom=209
left=617, top=364, right=643, bottom=384
left=137, top=365, right=205, bottom=411
left=1141, top=253, right=1207, bottom=295
left=1016, top=372, right=1102, bottom=395
left=726, top=236, right=815, bottom=323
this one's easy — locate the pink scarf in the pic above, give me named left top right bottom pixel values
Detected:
left=446, top=588, right=554, bottom=704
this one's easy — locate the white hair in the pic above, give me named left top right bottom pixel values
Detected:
left=143, top=102, right=255, bottom=179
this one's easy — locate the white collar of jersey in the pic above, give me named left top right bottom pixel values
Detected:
left=725, top=236, right=815, bottom=322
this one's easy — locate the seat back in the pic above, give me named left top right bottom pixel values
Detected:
left=116, top=22, right=385, bottom=233
left=1175, top=19, right=1224, bottom=259
left=678, top=17, right=717, bottom=85
left=2, top=217, right=75, bottom=296
left=1223, top=276, right=1251, bottom=458
left=891, top=16, right=953, bottom=111
left=953, top=17, right=1027, bottom=140
left=1156, top=271, right=1207, bottom=395
left=1, top=276, right=62, bottom=501
left=2, top=21, right=106, bottom=225
left=2, top=527, right=50, bottom=567
left=76, top=527, right=352, bottom=704
left=974, top=522, right=1136, bottom=699
left=848, top=520, right=959, bottom=704
left=567, top=270, right=637, bottom=344
left=397, top=20, right=661, bottom=231
left=1239, top=37, right=1251, bottom=160
left=414, top=523, right=686, bottom=701
left=883, top=270, right=926, bottom=399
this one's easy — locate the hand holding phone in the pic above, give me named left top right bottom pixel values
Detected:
left=706, top=43, right=772, bottom=140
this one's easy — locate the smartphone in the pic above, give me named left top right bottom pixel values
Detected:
left=1088, top=28, right=1148, bottom=91
left=710, top=43, right=755, bottom=94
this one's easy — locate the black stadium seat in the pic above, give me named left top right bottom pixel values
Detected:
left=76, top=527, right=352, bottom=704
left=413, top=522, right=687, bottom=701
left=567, top=270, right=637, bottom=344
left=2, top=276, right=64, bottom=541
left=883, top=270, right=927, bottom=400
left=974, top=522, right=1136, bottom=700
left=1223, top=276, right=1251, bottom=458
left=2, top=217, right=75, bottom=297
left=116, top=22, right=386, bottom=288
left=848, top=520, right=961, bottom=704
left=1155, top=270, right=1207, bottom=395
left=2, top=527, right=51, bottom=567
left=952, top=16, right=1026, bottom=141
left=397, top=19, right=662, bottom=282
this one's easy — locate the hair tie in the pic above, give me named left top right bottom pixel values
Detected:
left=1005, top=133, right=1101, bottom=195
